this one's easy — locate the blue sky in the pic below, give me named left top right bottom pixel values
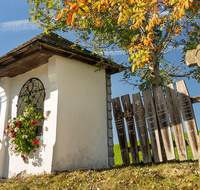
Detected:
left=1, top=0, right=200, bottom=144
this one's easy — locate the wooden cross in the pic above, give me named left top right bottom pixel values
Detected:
left=135, top=100, right=139, bottom=106
left=185, top=44, right=200, bottom=67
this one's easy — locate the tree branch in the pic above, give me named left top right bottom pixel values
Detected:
left=168, top=67, right=198, bottom=78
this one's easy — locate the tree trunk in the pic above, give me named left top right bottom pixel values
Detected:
left=149, top=54, right=162, bottom=88
left=149, top=53, right=167, bottom=161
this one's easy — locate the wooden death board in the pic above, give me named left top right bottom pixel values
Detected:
left=166, top=84, right=188, bottom=161
left=142, top=89, right=163, bottom=163
left=112, top=97, right=130, bottom=164
left=121, top=94, right=139, bottom=164
left=132, top=93, right=152, bottom=163
left=176, top=80, right=199, bottom=160
left=154, top=86, right=175, bottom=160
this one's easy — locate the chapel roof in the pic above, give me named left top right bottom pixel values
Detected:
left=0, top=32, right=123, bottom=78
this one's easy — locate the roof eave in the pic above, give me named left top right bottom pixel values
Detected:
left=0, top=33, right=122, bottom=78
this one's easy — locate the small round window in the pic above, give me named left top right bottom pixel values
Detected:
left=17, top=78, right=45, bottom=135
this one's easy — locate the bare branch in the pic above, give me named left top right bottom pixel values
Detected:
left=168, top=67, right=198, bottom=78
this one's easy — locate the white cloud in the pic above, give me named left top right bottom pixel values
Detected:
left=160, top=11, right=169, bottom=17
left=0, top=19, right=39, bottom=32
left=104, top=50, right=126, bottom=56
left=164, top=45, right=184, bottom=53
left=104, top=45, right=184, bottom=56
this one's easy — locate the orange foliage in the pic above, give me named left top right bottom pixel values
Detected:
left=53, top=0, right=200, bottom=71
left=55, top=13, right=63, bottom=22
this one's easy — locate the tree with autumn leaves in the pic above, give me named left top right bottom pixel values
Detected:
left=27, top=0, right=200, bottom=89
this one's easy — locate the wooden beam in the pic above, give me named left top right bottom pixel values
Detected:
left=191, top=95, right=200, bottom=104
left=0, top=51, right=49, bottom=78
left=0, top=42, right=40, bottom=64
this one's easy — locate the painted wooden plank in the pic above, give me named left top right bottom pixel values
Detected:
left=166, top=84, right=188, bottom=161
left=132, top=93, right=152, bottom=163
left=142, top=89, right=163, bottom=163
left=176, top=80, right=199, bottom=160
left=111, top=97, right=130, bottom=164
left=121, top=94, right=139, bottom=164
left=154, top=86, right=175, bottom=161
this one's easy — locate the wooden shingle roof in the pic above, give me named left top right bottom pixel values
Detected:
left=0, top=32, right=122, bottom=78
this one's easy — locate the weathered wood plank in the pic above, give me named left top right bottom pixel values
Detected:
left=128, top=138, right=190, bottom=152
left=142, top=89, right=163, bottom=163
left=191, top=96, right=200, bottom=104
left=185, top=139, right=190, bottom=147
left=166, top=84, right=188, bottom=161
left=198, top=135, right=200, bottom=168
left=121, top=94, right=139, bottom=164
left=176, top=80, right=199, bottom=160
left=196, top=49, right=200, bottom=67
left=111, top=97, right=130, bottom=164
left=108, top=157, right=115, bottom=166
left=132, top=93, right=152, bottom=163
left=185, top=49, right=197, bottom=67
left=154, top=86, right=175, bottom=161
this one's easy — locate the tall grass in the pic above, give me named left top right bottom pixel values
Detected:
left=113, top=132, right=195, bottom=166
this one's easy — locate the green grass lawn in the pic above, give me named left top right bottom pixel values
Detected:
left=1, top=160, right=200, bottom=189
left=113, top=132, right=195, bottom=166
left=0, top=132, right=199, bottom=189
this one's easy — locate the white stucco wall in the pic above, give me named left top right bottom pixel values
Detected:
left=0, top=54, right=109, bottom=178
left=51, top=55, right=109, bottom=171
left=0, top=77, right=12, bottom=178
left=0, top=64, right=51, bottom=178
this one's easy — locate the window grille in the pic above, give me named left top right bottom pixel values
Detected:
left=17, top=78, right=45, bottom=136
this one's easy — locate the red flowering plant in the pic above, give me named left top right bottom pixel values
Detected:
left=4, top=96, right=42, bottom=161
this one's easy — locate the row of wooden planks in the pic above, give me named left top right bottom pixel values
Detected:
left=112, top=80, right=199, bottom=164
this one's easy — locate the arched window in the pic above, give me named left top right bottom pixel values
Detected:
left=17, top=78, right=45, bottom=136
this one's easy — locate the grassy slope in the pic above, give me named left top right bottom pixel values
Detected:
left=1, top=132, right=200, bottom=189
left=1, top=162, right=200, bottom=189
